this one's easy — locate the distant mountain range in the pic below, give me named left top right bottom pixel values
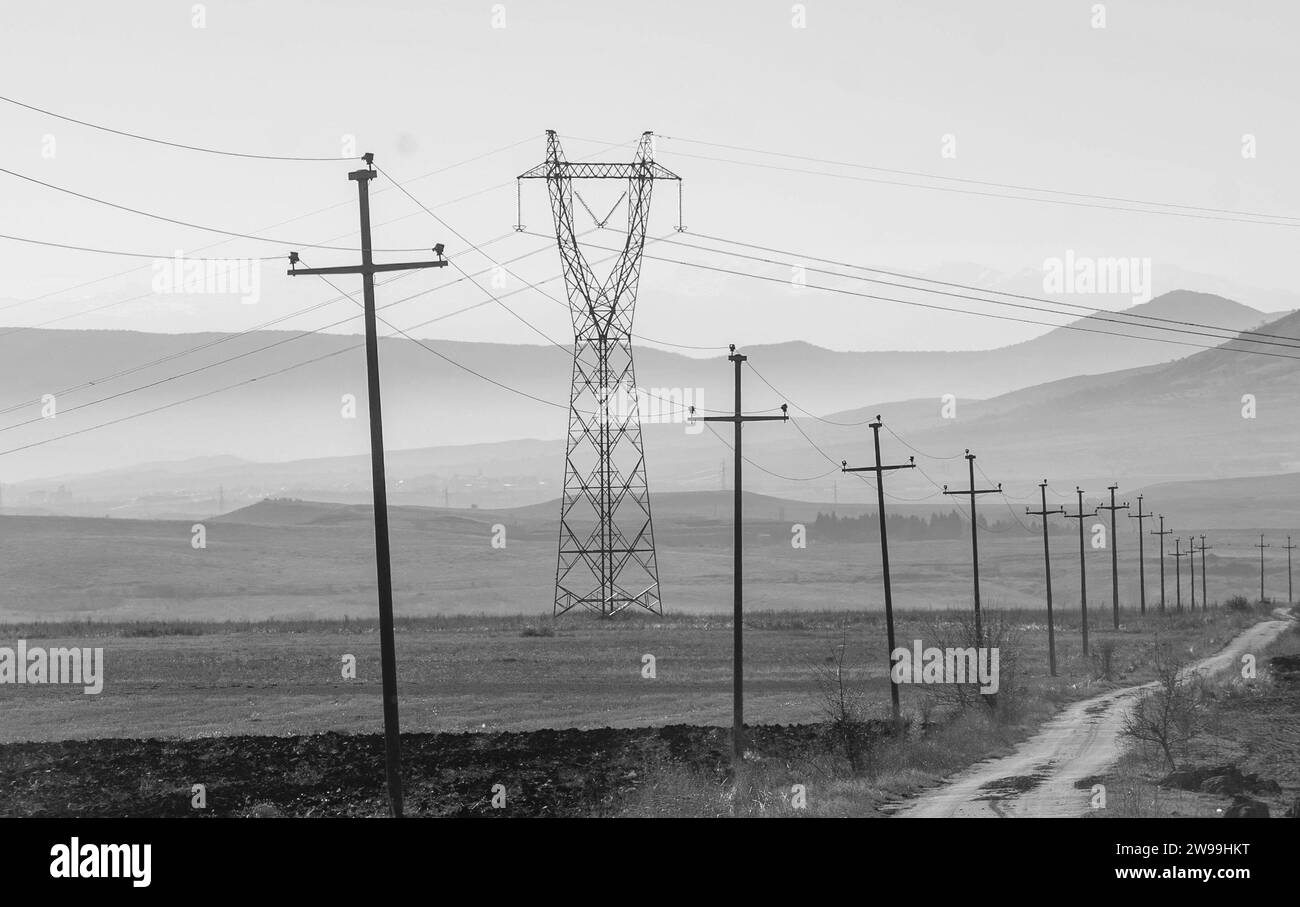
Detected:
left=2, top=289, right=1295, bottom=527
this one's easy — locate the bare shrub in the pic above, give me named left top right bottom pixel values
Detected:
left=813, top=641, right=876, bottom=774
left=1121, top=643, right=1205, bottom=771
left=922, top=609, right=1023, bottom=721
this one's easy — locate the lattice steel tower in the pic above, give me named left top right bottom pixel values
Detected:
left=519, top=131, right=679, bottom=617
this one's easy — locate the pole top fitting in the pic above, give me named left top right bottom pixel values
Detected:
left=363, top=152, right=375, bottom=170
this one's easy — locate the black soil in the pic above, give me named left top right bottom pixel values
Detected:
left=0, top=724, right=831, bottom=817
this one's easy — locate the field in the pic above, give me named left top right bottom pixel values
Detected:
left=1, top=501, right=1290, bottom=816
left=0, top=499, right=1284, bottom=622
left=0, top=604, right=1276, bottom=816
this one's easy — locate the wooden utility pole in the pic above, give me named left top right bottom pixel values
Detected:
left=694, top=346, right=788, bottom=764
left=1284, top=536, right=1296, bottom=603
left=942, top=451, right=1002, bottom=648
left=1026, top=480, right=1065, bottom=676
left=1096, top=485, right=1129, bottom=629
left=1151, top=515, right=1172, bottom=613
left=1171, top=538, right=1188, bottom=611
left=1063, top=487, right=1093, bottom=656
left=1127, top=495, right=1152, bottom=614
left=288, top=154, right=448, bottom=818
left=841, top=417, right=914, bottom=720
left=1196, top=535, right=1212, bottom=608
left=1255, top=534, right=1270, bottom=603
left=1187, top=536, right=1197, bottom=611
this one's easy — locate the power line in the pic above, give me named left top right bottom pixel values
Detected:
left=0, top=235, right=660, bottom=445
left=668, top=234, right=1300, bottom=353
left=0, top=231, right=284, bottom=261
left=0, top=232, right=529, bottom=419
left=0, top=134, right=539, bottom=317
left=0, top=94, right=359, bottom=161
left=701, top=421, right=838, bottom=482
left=658, top=133, right=1300, bottom=225
left=682, top=231, right=1300, bottom=348
left=0, top=346, right=356, bottom=457
left=558, top=236, right=1300, bottom=364
left=0, top=164, right=438, bottom=254
left=376, top=167, right=733, bottom=410
left=656, top=137, right=1300, bottom=228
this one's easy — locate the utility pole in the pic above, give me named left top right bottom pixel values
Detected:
left=1026, top=480, right=1065, bottom=676
left=841, top=417, right=915, bottom=719
left=1284, top=536, right=1296, bottom=603
left=287, top=153, right=448, bottom=819
left=1127, top=495, right=1152, bottom=614
left=942, top=451, right=1002, bottom=648
left=1063, top=487, right=1093, bottom=656
left=1196, top=535, right=1212, bottom=609
left=1096, top=485, right=1129, bottom=629
left=1171, top=538, right=1188, bottom=611
left=1187, top=536, right=1197, bottom=611
left=1151, top=515, right=1172, bottom=613
left=693, top=346, right=788, bottom=764
left=1255, top=534, right=1270, bottom=603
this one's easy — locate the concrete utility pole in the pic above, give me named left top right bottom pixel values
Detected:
left=694, top=346, right=788, bottom=764
left=288, top=153, right=448, bottom=819
left=1026, top=480, right=1065, bottom=676
left=942, top=451, right=1003, bottom=649
left=1063, top=487, right=1093, bottom=656
left=1171, top=538, right=1188, bottom=611
left=1151, top=515, right=1172, bottom=613
left=1187, top=536, right=1197, bottom=611
left=1255, top=534, right=1270, bottom=603
left=1196, top=535, right=1212, bottom=608
left=1127, top=495, right=1152, bottom=614
left=1096, top=485, right=1129, bottom=629
left=841, top=417, right=915, bottom=719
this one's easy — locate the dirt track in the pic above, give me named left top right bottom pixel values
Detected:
left=893, top=613, right=1295, bottom=818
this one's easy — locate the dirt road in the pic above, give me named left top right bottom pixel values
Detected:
left=893, top=613, right=1294, bottom=818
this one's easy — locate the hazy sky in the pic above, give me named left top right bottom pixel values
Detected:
left=1, top=0, right=1298, bottom=353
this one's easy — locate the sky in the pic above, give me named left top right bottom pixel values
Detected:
left=1, top=0, right=1299, bottom=353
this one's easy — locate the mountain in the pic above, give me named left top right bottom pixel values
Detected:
left=0, top=290, right=1272, bottom=488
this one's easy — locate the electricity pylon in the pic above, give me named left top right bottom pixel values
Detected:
left=519, top=131, right=680, bottom=617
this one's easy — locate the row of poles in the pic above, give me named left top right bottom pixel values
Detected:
left=700, top=347, right=1299, bottom=761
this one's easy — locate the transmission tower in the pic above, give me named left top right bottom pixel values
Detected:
left=519, top=131, right=680, bottom=617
